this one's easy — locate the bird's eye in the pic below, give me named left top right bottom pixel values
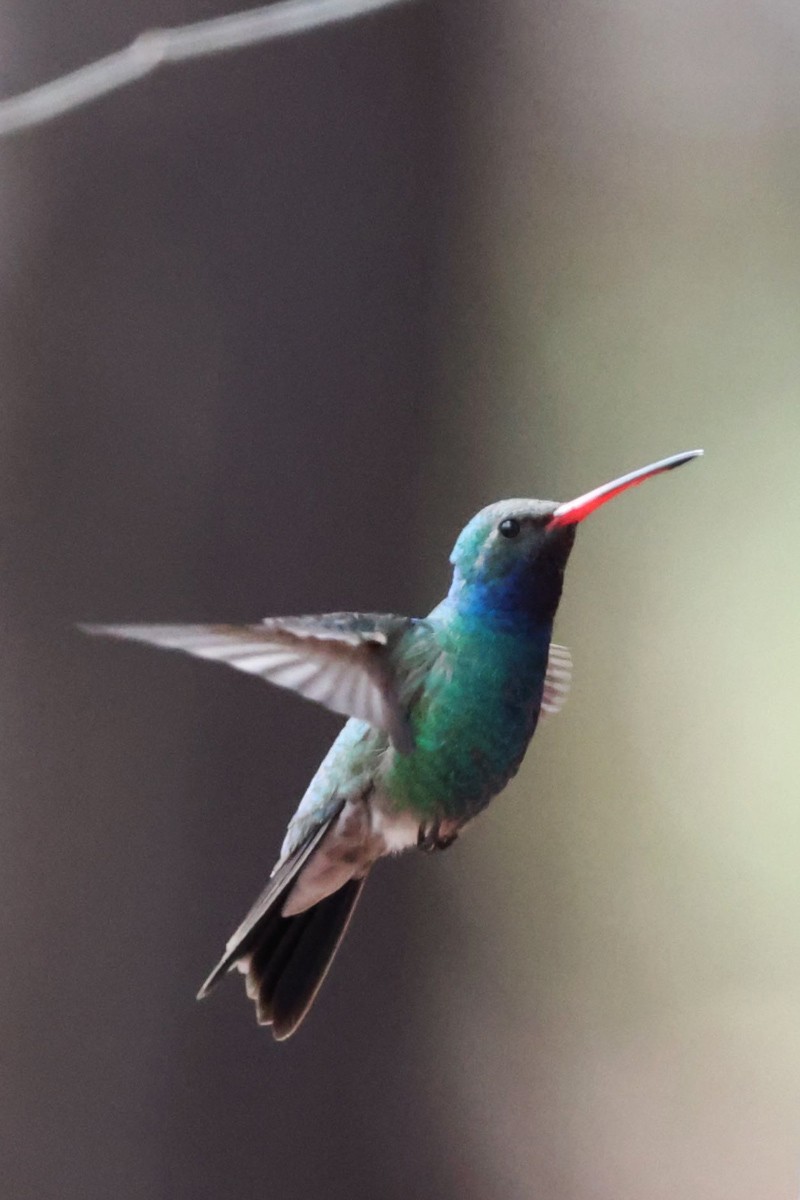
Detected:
left=498, top=517, right=521, bottom=539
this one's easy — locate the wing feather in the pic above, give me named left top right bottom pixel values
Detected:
left=540, top=642, right=572, bottom=715
left=80, top=613, right=422, bottom=751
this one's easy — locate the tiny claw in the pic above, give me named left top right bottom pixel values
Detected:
left=417, top=823, right=458, bottom=853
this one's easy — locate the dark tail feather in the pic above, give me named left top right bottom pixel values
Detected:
left=249, top=878, right=365, bottom=1039
left=199, top=874, right=365, bottom=1040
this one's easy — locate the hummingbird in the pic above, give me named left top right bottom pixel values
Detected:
left=83, top=449, right=702, bottom=1039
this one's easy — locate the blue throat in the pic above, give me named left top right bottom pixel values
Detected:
left=445, top=564, right=560, bottom=635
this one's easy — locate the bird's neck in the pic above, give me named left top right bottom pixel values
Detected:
left=442, top=563, right=566, bottom=634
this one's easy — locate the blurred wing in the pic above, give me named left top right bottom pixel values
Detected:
left=80, top=613, right=418, bottom=751
left=540, top=642, right=572, bottom=716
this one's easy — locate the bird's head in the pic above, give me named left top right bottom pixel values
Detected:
left=448, top=450, right=703, bottom=626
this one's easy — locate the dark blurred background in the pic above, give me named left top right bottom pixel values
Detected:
left=2, top=3, right=800, bottom=1198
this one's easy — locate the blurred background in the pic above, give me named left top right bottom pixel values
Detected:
left=1, top=2, right=799, bottom=1197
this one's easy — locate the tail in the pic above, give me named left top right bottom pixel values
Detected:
left=198, top=817, right=365, bottom=1040
left=246, top=879, right=365, bottom=1038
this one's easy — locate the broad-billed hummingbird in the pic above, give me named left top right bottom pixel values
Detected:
left=83, top=449, right=702, bottom=1039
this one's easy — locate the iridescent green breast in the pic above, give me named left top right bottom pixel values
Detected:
left=384, top=615, right=551, bottom=821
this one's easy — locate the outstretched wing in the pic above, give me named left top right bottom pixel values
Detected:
left=80, top=613, right=423, bottom=752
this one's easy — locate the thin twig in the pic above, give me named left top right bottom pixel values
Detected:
left=0, top=0, right=415, bottom=139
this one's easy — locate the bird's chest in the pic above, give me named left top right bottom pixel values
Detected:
left=386, top=627, right=549, bottom=819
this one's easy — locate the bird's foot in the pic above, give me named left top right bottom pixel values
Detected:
left=417, top=823, right=458, bottom=853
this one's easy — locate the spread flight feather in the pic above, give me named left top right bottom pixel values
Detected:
left=81, top=617, right=572, bottom=743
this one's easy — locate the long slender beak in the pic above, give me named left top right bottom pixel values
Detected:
left=548, top=449, right=704, bottom=528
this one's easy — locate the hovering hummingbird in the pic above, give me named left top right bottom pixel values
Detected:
left=83, top=449, right=702, bottom=1039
